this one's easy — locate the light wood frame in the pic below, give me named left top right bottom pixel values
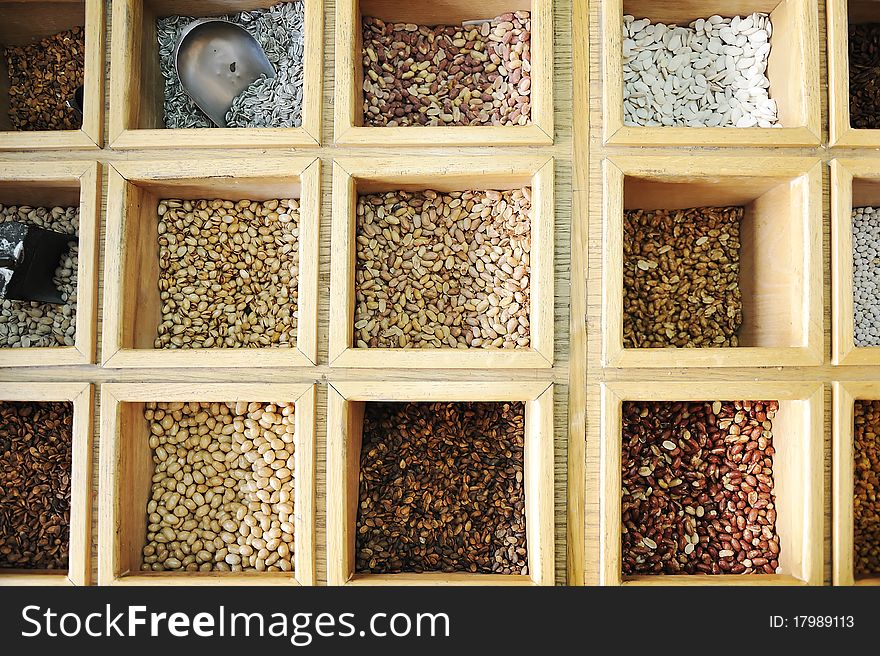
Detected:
left=0, top=0, right=104, bottom=150
left=109, top=0, right=323, bottom=149
left=0, top=382, right=93, bottom=586
left=832, top=381, right=880, bottom=586
left=0, top=161, right=101, bottom=366
left=600, top=381, right=824, bottom=586
left=102, top=157, right=320, bottom=368
left=831, top=158, right=880, bottom=365
left=329, top=156, right=554, bottom=369
left=602, top=0, right=822, bottom=147
left=98, top=382, right=316, bottom=586
left=602, top=155, right=824, bottom=369
left=326, top=380, right=555, bottom=586
left=333, top=0, right=554, bottom=146
left=828, top=0, right=880, bottom=147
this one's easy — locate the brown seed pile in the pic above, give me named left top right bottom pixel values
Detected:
left=356, top=402, right=527, bottom=575
left=155, top=198, right=300, bottom=349
left=849, top=24, right=880, bottom=129
left=0, top=401, right=72, bottom=570
left=4, top=27, right=85, bottom=131
left=854, top=400, right=880, bottom=576
left=624, top=206, right=743, bottom=348
left=141, top=401, right=296, bottom=573
left=361, top=12, right=532, bottom=127
left=354, top=188, right=531, bottom=349
left=621, top=400, right=781, bottom=576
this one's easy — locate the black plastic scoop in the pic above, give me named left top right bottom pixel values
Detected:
left=0, top=222, right=73, bottom=304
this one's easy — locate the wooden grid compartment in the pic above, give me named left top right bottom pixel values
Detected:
left=98, top=383, right=316, bottom=586
left=0, top=161, right=100, bottom=367
left=334, top=0, right=554, bottom=146
left=108, top=0, right=323, bottom=149
left=326, top=381, right=554, bottom=586
left=599, top=381, right=823, bottom=587
left=831, top=159, right=880, bottom=366
left=0, top=382, right=93, bottom=586
left=329, top=155, right=554, bottom=369
left=828, top=0, right=880, bottom=147
left=832, top=381, right=880, bottom=586
left=602, top=155, right=823, bottom=369
left=601, top=0, right=821, bottom=147
left=102, top=157, right=319, bottom=368
left=0, top=0, right=103, bottom=150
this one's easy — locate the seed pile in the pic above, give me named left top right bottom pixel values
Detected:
left=141, top=401, right=296, bottom=573
left=356, top=402, right=527, bottom=575
left=853, top=207, right=880, bottom=347
left=354, top=188, right=531, bottom=349
left=0, top=204, right=78, bottom=348
left=4, top=27, right=85, bottom=131
left=624, top=14, right=778, bottom=128
left=155, top=198, right=299, bottom=349
left=622, top=400, right=781, bottom=576
left=361, top=12, right=532, bottom=127
left=0, top=401, right=73, bottom=570
left=854, top=401, right=880, bottom=576
left=624, top=206, right=742, bottom=348
left=158, top=1, right=305, bottom=128
left=849, top=24, right=880, bottom=129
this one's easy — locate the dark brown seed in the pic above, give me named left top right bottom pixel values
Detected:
left=849, top=24, right=880, bottom=129
left=854, top=400, right=880, bottom=576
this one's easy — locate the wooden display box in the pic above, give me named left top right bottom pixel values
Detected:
left=602, top=156, right=823, bottom=369
left=334, top=0, right=554, bottom=146
left=828, top=0, right=880, bottom=147
left=98, top=383, right=316, bottom=586
left=326, top=381, right=554, bottom=586
left=0, top=161, right=101, bottom=367
left=831, top=159, right=880, bottom=365
left=0, top=383, right=93, bottom=586
left=599, top=381, right=824, bottom=586
left=0, top=0, right=103, bottom=150
left=329, top=156, right=554, bottom=369
left=601, top=0, right=821, bottom=147
left=833, top=381, right=880, bottom=586
left=109, top=0, right=323, bottom=149
left=102, top=157, right=319, bottom=368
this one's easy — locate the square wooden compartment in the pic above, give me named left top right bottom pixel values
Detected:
left=601, top=0, right=821, bottom=147
left=828, top=0, right=880, bottom=147
left=833, top=381, right=880, bottom=586
left=0, top=383, right=93, bottom=586
left=600, top=381, right=823, bottom=586
left=109, top=0, right=323, bottom=149
left=329, top=155, right=554, bottom=369
left=334, top=0, right=554, bottom=146
left=326, top=381, right=554, bottom=586
left=102, top=157, right=319, bottom=368
left=831, top=159, right=880, bottom=365
left=0, top=0, right=103, bottom=150
left=602, top=155, right=823, bottom=369
left=98, top=382, right=316, bottom=586
left=0, top=161, right=100, bottom=367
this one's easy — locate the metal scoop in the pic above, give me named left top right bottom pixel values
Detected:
left=0, top=222, right=73, bottom=304
left=174, top=18, right=276, bottom=128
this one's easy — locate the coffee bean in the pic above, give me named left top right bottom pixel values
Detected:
left=356, top=402, right=527, bottom=575
left=4, top=28, right=84, bottom=131
left=621, top=400, right=781, bottom=576
left=854, top=400, right=880, bottom=576
left=852, top=207, right=880, bottom=346
left=623, top=206, right=742, bottom=348
left=361, top=12, right=532, bottom=127
left=849, top=24, right=880, bottom=129
left=0, top=401, right=73, bottom=570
